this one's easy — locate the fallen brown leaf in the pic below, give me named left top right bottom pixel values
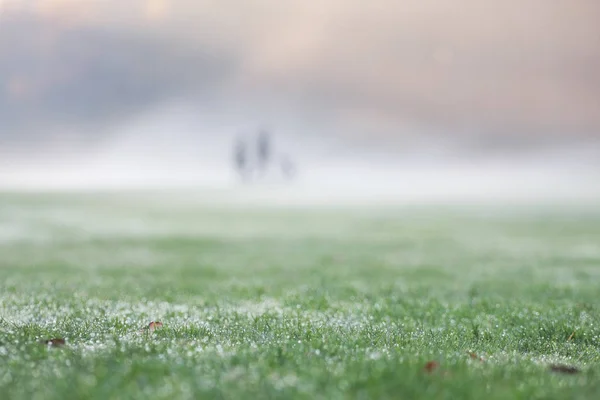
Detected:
left=549, top=364, right=580, bottom=375
left=40, top=338, right=65, bottom=347
left=140, top=321, right=164, bottom=333
left=423, top=361, right=440, bottom=373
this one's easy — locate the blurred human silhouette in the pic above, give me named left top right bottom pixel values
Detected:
left=233, top=137, right=250, bottom=181
left=232, top=128, right=298, bottom=184
left=256, top=130, right=271, bottom=176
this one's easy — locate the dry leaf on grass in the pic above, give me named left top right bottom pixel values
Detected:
left=40, top=338, right=66, bottom=347
left=140, top=321, right=163, bottom=333
left=549, top=364, right=580, bottom=375
left=423, top=361, right=440, bottom=373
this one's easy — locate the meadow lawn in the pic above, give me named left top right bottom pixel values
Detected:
left=0, top=192, right=599, bottom=399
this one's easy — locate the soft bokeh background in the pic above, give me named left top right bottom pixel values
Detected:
left=1, top=0, right=599, bottom=201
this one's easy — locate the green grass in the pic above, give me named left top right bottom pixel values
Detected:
left=1, top=192, right=599, bottom=399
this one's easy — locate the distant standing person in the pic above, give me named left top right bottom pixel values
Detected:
left=233, top=138, right=250, bottom=181
left=256, top=130, right=271, bottom=176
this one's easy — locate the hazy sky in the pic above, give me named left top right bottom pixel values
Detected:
left=1, top=0, right=599, bottom=146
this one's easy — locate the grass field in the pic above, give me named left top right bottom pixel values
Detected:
left=1, top=192, right=599, bottom=399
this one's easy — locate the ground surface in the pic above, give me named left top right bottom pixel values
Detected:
left=0, top=192, right=599, bottom=399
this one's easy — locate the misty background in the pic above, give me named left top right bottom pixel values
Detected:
left=1, top=0, right=599, bottom=201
